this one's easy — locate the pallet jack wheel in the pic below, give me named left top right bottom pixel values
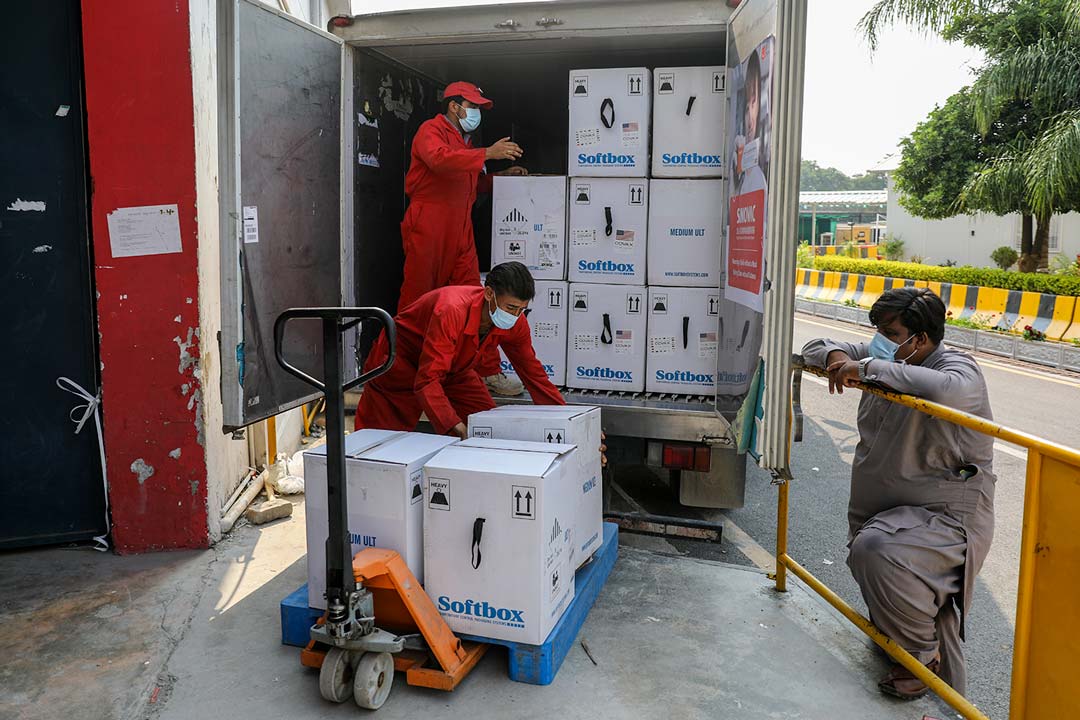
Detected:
left=353, top=652, right=394, bottom=710
left=319, top=646, right=355, bottom=703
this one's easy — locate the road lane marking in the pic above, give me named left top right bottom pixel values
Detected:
left=795, top=315, right=1080, bottom=389
left=720, top=514, right=777, bottom=572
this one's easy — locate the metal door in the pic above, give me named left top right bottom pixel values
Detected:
left=0, top=0, right=106, bottom=547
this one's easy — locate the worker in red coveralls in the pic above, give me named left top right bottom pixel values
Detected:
left=399, top=80, right=528, bottom=397
left=357, top=263, right=562, bottom=439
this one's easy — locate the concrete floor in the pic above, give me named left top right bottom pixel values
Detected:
left=0, top=496, right=950, bottom=720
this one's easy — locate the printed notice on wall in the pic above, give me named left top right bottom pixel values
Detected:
left=106, top=204, right=183, bottom=258
left=242, top=206, right=260, bottom=244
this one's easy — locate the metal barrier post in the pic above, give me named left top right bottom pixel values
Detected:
left=1008, top=449, right=1041, bottom=720
left=774, top=479, right=789, bottom=592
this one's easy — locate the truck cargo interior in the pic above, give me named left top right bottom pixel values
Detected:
left=347, top=32, right=746, bottom=403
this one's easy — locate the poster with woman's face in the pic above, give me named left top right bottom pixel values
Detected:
left=725, top=35, right=774, bottom=313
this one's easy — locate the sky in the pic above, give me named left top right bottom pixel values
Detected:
left=344, top=0, right=984, bottom=176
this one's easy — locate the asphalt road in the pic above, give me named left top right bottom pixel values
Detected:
left=610, top=312, right=1080, bottom=720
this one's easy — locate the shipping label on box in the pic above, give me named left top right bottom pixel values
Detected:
left=305, top=430, right=458, bottom=609
left=491, top=176, right=567, bottom=280
left=568, top=178, right=649, bottom=285
left=422, top=439, right=578, bottom=644
left=647, top=287, right=721, bottom=395
left=647, top=179, right=725, bottom=287
left=652, top=66, right=728, bottom=178
left=499, top=280, right=568, bottom=385
left=467, top=406, right=603, bottom=564
left=569, top=68, right=652, bottom=177
left=566, top=282, right=647, bottom=392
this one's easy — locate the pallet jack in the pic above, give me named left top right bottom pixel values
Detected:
left=274, top=308, right=488, bottom=710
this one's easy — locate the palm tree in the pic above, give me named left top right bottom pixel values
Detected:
left=861, top=0, right=1080, bottom=270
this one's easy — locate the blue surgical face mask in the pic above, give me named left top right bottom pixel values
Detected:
left=869, top=332, right=917, bottom=363
left=460, top=107, right=482, bottom=133
left=489, top=295, right=519, bottom=330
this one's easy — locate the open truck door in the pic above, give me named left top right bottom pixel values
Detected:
left=723, top=0, right=807, bottom=478
left=218, top=0, right=351, bottom=432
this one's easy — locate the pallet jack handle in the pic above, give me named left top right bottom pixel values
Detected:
left=274, top=307, right=396, bottom=626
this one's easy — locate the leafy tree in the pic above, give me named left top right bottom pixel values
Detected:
left=800, top=159, right=887, bottom=192
left=862, top=0, right=1080, bottom=270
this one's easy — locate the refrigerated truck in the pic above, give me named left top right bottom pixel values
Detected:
left=220, top=0, right=804, bottom=510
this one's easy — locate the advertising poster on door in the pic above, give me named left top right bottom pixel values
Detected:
left=726, top=0, right=776, bottom=313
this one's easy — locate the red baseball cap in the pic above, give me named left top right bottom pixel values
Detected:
left=443, top=81, right=493, bottom=110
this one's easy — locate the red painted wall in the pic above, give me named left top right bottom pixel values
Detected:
left=82, top=1, right=208, bottom=552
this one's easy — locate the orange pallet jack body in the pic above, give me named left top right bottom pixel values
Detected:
left=300, top=548, right=488, bottom=691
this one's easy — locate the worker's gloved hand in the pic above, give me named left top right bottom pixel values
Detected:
left=600, top=431, right=608, bottom=468
left=451, top=422, right=469, bottom=441
left=486, top=137, right=523, bottom=162
left=495, top=166, right=529, bottom=176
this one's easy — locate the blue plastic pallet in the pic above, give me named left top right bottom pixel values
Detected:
left=281, top=522, right=619, bottom=686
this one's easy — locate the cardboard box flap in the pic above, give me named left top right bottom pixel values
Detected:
left=426, top=441, right=574, bottom=478
left=361, top=433, right=458, bottom=465
left=459, top=437, right=576, bottom=455
left=482, top=406, right=598, bottom=421
left=304, top=429, right=404, bottom=459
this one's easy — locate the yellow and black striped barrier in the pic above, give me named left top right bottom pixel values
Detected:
left=796, top=268, right=1080, bottom=342
left=811, top=244, right=880, bottom=260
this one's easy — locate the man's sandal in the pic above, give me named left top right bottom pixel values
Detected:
left=877, top=657, right=940, bottom=700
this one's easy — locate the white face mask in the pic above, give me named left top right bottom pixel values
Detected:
left=488, top=295, right=519, bottom=330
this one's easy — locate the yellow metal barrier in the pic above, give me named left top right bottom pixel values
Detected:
left=783, top=359, right=1080, bottom=720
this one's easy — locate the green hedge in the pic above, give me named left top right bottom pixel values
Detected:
left=812, top=256, right=1080, bottom=296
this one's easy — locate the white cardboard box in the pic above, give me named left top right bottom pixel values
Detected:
left=467, top=406, right=603, bottom=565
left=566, top=282, right=647, bottom=392
left=567, top=178, right=649, bottom=285
left=647, top=179, right=725, bottom=287
left=304, top=430, right=459, bottom=610
left=422, top=438, right=577, bottom=644
left=490, top=176, right=567, bottom=280
left=646, top=287, right=722, bottom=395
left=651, top=66, right=727, bottom=178
left=498, top=279, right=568, bottom=386
left=569, top=68, right=651, bottom=177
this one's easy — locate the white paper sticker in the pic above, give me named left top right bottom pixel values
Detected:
left=576, top=127, right=601, bottom=147
left=106, top=204, right=183, bottom=258
left=242, top=206, right=259, bottom=245
left=574, top=333, right=599, bottom=352
left=621, top=122, right=641, bottom=148
left=614, top=229, right=635, bottom=253
left=504, top=239, right=525, bottom=259
left=740, top=137, right=760, bottom=172
left=571, top=228, right=597, bottom=247
left=55, top=105, right=71, bottom=117
left=534, top=322, right=560, bottom=340
left=650, top=336, right=676, bottom=355
left=614, top=329, right=633, bottom=355
left=538, top=240, right=559, bottom=268
left=699, top=332, right=719, bottom=359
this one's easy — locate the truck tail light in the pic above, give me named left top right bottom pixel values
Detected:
left=661, top=443, right=711, bottom=472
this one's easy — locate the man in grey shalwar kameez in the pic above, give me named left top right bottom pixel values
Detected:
left=802, top=287, right=995, bottom=699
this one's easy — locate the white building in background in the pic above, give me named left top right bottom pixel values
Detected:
left=879, top=160, right=1080, bottom=268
